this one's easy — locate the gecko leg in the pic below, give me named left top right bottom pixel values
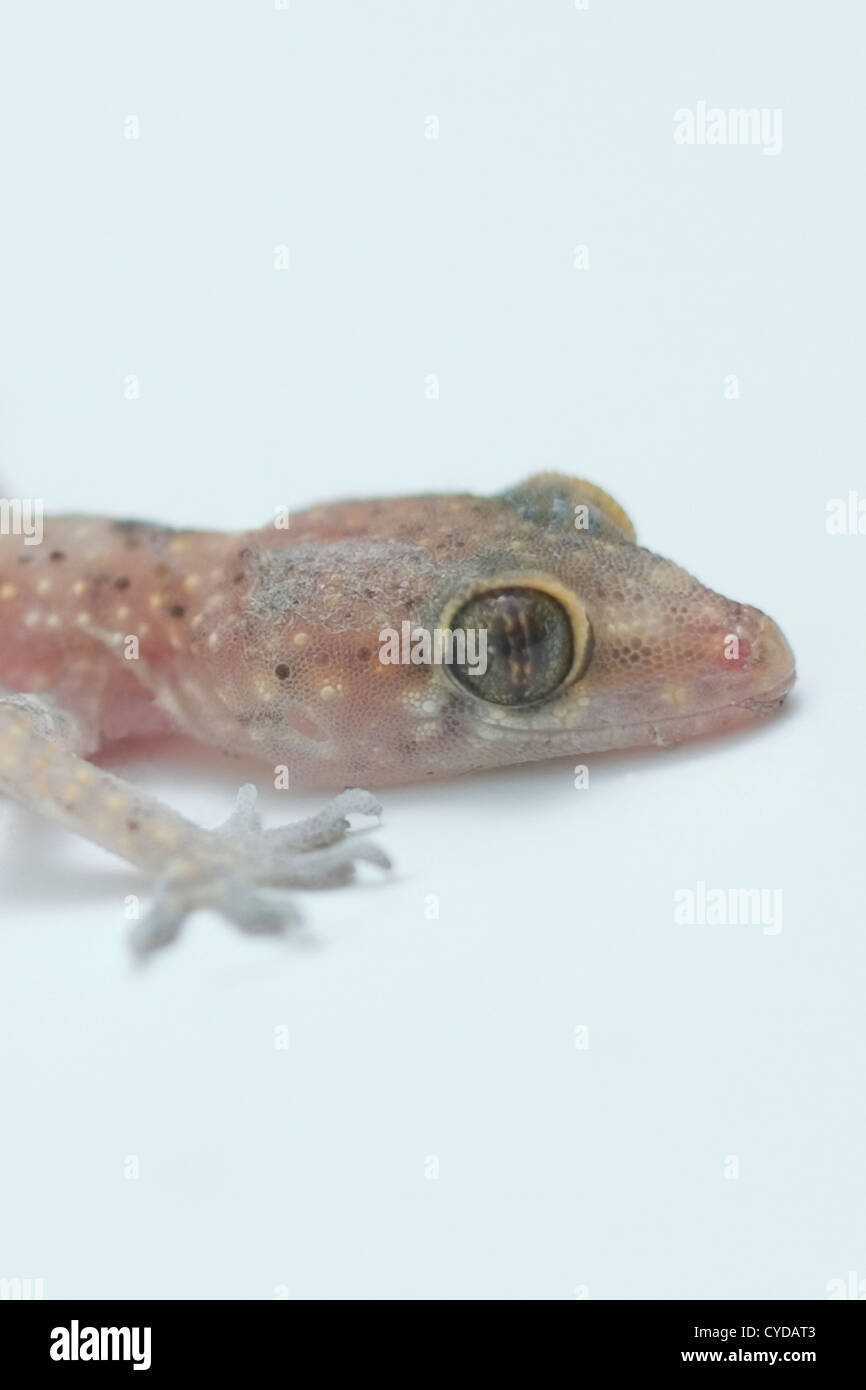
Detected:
left=0, top=695, right=389, bottom=955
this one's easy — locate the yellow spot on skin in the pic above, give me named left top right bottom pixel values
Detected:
left=148, top=593, right=162, bottom=611
left=2, top=754, right=19, bottom=768
left=150, top=826, right=179, bottom=846
left=7, top=723, right=26, bottom=738
left=116, top=605, right=131, bottom=620
left=33, top=756, right=48, bottom=770
left=662, top=686, right=690, bottom=707
left=74, top=612, right=91, bottom=627
left=36, top=578, right=53, bottom=595
left=183, top=574, right=201, bottom=592
left=190, top=614, right=203, bottom=628
left=72, top=580, right=87, bottom=596
left=293, top=632, right=309, bottom=648
left=62, top=785, right=81, bottom=803
left=104, top=794, right=125, bottom=811
left=320, top=685, right=337, bottom=700
left=168, top=538, right=189, bottom=555
left=75, top=768, right=93, bottom=784
left=207, top=632, right=220, bottom=649
left=0, top=584, right=17, bottom=600
left=577, top=695, right=592, bottom=708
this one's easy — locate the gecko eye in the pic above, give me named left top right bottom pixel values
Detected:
left=448, top=586, right=590, bottom=705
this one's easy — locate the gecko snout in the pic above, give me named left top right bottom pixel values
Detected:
left=734, top=611, right=796, bottom=711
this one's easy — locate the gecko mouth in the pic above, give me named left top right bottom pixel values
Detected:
left=731, top=675, right=796, bottom=715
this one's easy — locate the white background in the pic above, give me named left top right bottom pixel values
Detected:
left=0, top=1, right=863, bottom=1299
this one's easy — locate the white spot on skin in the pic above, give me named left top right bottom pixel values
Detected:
left=36, top=578, right=52, bottom=595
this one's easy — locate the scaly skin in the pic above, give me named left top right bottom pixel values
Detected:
left=0, top=473, right=795, bottom=951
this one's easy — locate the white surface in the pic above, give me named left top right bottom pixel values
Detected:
left=0, top=1, right=863, bottom=1300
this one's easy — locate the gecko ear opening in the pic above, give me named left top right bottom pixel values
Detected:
left=500, top=472, right=637, bottom=543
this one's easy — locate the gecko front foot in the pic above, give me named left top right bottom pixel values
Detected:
left=130, top=785, right=390, bottom=957
left=0, top=695, right=390, bottom=957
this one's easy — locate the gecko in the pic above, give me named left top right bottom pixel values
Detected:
left=0, top=472, right=795, bottom=954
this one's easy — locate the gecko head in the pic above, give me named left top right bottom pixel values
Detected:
left=221, top=474, right=794, bottom=786
left=431, top=474, right=796, bottom=760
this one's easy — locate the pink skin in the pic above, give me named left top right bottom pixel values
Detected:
left=0, top=475, right=795, bottom=951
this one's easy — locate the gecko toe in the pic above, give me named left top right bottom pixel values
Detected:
left=130, top=866, right=302, bottom=957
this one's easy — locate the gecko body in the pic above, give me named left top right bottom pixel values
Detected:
left=0, top=473, right=795, bottom=951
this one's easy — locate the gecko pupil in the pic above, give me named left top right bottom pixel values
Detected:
left=449, top=587, right=577, bottom=705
